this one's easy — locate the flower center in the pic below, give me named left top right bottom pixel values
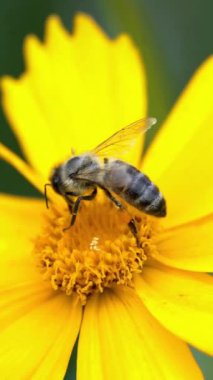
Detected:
left=33, top=198, right=158, bottom=304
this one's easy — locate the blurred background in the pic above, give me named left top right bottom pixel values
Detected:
left=0, top=0, right=212, bottom=378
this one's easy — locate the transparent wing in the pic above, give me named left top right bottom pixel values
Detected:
left=91, top=117, right=157, bottom=158
left=73, top=117, right=157, bottom=183
left=72, top=165, right=105, bottom=184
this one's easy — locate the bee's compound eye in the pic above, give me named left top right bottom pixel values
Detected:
left=51, top=171, right=61, bottom=194
left=53, top=176, right=59, bottom=186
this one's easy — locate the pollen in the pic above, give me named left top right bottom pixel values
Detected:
left=33, top=199, right=158, bottom=304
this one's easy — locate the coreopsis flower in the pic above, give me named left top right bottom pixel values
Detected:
left=0, top=13, right=213, bottom=380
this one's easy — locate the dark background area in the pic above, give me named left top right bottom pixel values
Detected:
left=0, top=0, right=212, bottom=378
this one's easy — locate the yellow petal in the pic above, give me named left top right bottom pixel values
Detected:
left=142, top=56, right=213, bottom=227
left=1, top=75, right=61, bottom=179
left=78, top=287, right=203, bottom=380
left=0, top=143, right=45, bottom=193
left=0, top=144, right=64, bottom=206
left=154, top=214, right=213, bottom=272
left=0, top=280, right=53, bottom=331
left=2, top=14, right=147, bottom=178
left=29, top=296, right=82, bottom=380
left=0, top=194, right=82, bottom=378
left=0, top=194, right=45, bottom=287
left=0, top=293, right=82, bottom=379
left=135, top=265, right=213, bottom=355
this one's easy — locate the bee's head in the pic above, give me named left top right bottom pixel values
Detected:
left=50, top=167, right=62, bottom=195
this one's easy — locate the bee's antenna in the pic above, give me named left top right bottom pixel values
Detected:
left=44, top=183, right=51, bottom=209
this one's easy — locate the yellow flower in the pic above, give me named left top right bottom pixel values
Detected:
left=0, top=13, right=213, bottom=380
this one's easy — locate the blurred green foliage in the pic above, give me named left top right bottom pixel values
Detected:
left=0, top=0, right=212, bottom=379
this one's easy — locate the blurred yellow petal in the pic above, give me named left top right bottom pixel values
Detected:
left=78, top=288, right=203, bottom=380
left=69, top=14, right=146, bottom=162
left=0, top=143, right=45, bottom=193
left=0, top=194, right=82, bottom=378
left=0, top=194, right=44, bottom=287
left=135, top=265, right=213, bottom=355
left=0, top=281, right=53, bottom=331
left=142, top=56, right=213, bottom=227
left=29, top=296, right=82, bottom=380
left=2, top=14, right=147, bottom=178
left=1, top=75, right=61, bottom=179
left=0, top=293, right=81, bottom=379
left=154, top=214, right=213, bottom=272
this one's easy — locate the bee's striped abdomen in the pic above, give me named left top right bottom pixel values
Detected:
left=104, top=160, right=166, bottom=217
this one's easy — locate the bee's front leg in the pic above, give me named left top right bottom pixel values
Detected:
left=71, top=188, right=97, bottom=226
left=64, top=195, right=74, bottom=214
left=63, top=188, right=97, bottom=231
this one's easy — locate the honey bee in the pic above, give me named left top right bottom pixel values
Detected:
left=45, top=118, right=166, bottom=245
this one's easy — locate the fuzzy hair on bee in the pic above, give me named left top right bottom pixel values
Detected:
left=45, top=118, right=166, bottom=245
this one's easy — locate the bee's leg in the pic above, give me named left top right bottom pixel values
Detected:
left=100, top=187, right=125, bottom=210
left=64, top=188, right=97, bottom=231
left=128, top=218, right=141, bottom=248
left=67, top=201, right=74, bottom=214
left=64, top=195, right=74, bottom=214
left=100, top=186, right=141, bottom=247
left=71, top=188, right=97, bottom=226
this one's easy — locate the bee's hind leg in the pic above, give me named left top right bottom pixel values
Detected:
left=100, top=185, right=141, bottom=247
left=128, top=218, right=141, bottom=248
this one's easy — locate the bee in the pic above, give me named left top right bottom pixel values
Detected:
left=45, top=118, right=166, bottom=245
